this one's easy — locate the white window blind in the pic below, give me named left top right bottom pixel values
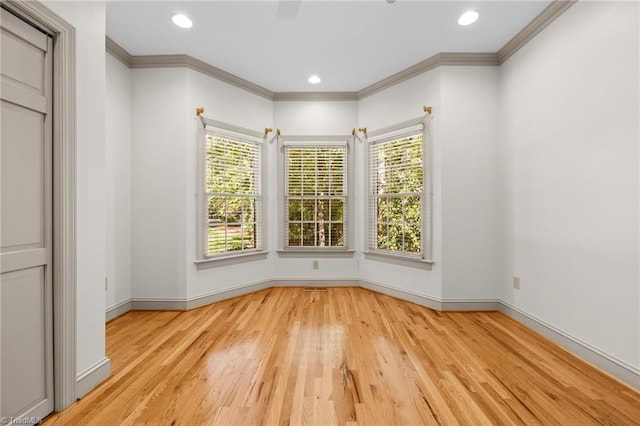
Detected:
left=204, top=130, right=262, bottom=256
left=285, top=144, right=348, bottom=248
left=368, top=131, right=424, bottom=257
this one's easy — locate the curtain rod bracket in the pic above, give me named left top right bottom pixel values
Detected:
left=352, top=127, right=364, bottom=143
left=423, top=106, right=432, bottom=114
left=196, top=107, right=205, bottom=128
left=268, top=128, right=280, bottom=144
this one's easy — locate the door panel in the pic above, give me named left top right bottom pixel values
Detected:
left=1, top=102, right=45, bottom=250
left=0, top=12, right=48, bottom=93
left=1, top=267, right=48, bottom=417
left=0, top=7, right=54, bottom=422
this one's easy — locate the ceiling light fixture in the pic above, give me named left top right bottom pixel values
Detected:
left=308, top=75, right=321, bottom=84
left=172, top=14, right=193, bottom=29
left=458, top=10, right=479, bottom=26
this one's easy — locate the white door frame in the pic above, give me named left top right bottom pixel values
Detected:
left=1, top=0, right=77, bottom=411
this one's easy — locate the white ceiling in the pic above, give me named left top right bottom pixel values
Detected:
left=106, top=1, right=551, bottom=92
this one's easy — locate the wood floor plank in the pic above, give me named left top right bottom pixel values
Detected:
left=44, top=287, right=640, bottom=425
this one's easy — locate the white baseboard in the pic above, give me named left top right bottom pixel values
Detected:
left=186, top=279, right=271, bottom=310
left=271, top=278, right=359, bottom=287
left=118, top=280, right=500, bottom=313
left=124, top=278, right=359, bottom=312
left=130, top=298, right=187, bottom=310
left=498, top=300, right=640, bottom=390
left=441, top=299, right=500, bottom=311
left=360, top=280, right=639, bottom=390
left=359, top=279, right=442, bottom=310
left=359, top=279, right=499, bottom=312
left=76, top=357, right=111, bottom=399
left=106, top=299, right=132, bottom=322
left=104, top=279, right=640, bottom=390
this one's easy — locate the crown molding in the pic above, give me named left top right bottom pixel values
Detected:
left=273, top=92, right=359, bottom=102
left=438, top=52, right=500, bottom=66
left=184, top=55, right=274, bottom=100
left=128, top=54, right=187, bottom=68
left=357, top=52, right=499, bottom=100
left=129, top=54, right=274, bottom=100
left=357, top=53, right=440, bottom=100
left=105, top=36, right=132, bottom=68
left=498, top=0, right=577, bottom=64
left=105, top=0, right=575, bottom=101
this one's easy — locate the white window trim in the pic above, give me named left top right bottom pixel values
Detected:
left=195, top=117, right=267, bottom=267
left=195, top=250, right=269, bottom=270
left=364, top=115, right=433, bottom=267
left=276, top=249, right=355, bottom=258
left=363, top=250, right=433, bottom=269
left=278, top=134, right=354, bottom=255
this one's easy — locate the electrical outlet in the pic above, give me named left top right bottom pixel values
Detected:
left=312, top=260, right=319, bottom=270
left=513, top=276, right=520, bottom=290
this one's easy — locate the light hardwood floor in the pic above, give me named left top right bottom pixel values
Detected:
left=45, top=287, right=640, bottom=425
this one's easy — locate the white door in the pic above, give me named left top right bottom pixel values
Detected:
left=1, top=7, right=54, bottom=422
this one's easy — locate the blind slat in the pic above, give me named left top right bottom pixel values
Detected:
left=204, top=129, right=262, bottom=256
left=285, top=144, right=348, bottom=248
left=368, top=131, right=423, bottom=256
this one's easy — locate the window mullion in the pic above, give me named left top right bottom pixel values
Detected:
left=284, top=144, right=348, bottom=249
left=203, top=130, right=262, bottom=257
left=369, top=132, right=423, bottom=257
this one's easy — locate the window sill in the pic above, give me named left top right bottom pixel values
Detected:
left=194, top=250, right=269, bottom=270
left=363, top=251, right=433, bottom=270
left=277, top=249, right=355, bottom=259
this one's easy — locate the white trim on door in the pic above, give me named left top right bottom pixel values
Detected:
left=1, top=0, right=77, bottom=411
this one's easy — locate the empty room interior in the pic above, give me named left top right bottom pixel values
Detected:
left=1, top=0, right=639, bottom=424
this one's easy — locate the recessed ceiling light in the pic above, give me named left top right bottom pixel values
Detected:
left=172, top=14, right=193, bottom=29
left=308, top=75, right=321, bottom=84
left=458, top=11, right=479, bottom=26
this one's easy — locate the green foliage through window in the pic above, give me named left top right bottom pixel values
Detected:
left=369, top=133, right=423, bottom=255
left=206, top=133, right=261, bottom=255
left=285, top=146, right=347, bottom=247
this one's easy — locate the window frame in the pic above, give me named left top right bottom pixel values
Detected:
left=278, top=135, right=355, bottom=256
left=365, top=116, right=433, bottom=267
left=195, top=117, right=267, bottom=267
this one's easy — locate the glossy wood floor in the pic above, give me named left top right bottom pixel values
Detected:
left=45, top=287, right=640, bottom=425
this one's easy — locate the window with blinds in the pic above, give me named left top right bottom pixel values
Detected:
left=285, top=145, right=347, bottom=248
left=368, top=131, right=424, bottom=257
left=204, top=131, right=262, bottom=256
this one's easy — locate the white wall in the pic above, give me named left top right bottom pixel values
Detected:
left=440, top=66, right=500, bottom=300
left=499, top=1, right=639, bottom=369
left=110, top=0, right=640, bottom=385
left=105, top=53, right=131, bottom=310
left=131, top=68, right=188, bottom=300
left=185, top=69, right=274, bottom=299
left=357, top=71, right=444, bottom=298
left=41, top=0, right=107, bottom=377
left=272, top=101, right=359, bottom=281
left=274, top=101, right=357, bottom=135
left=129, top=70, right=362, bottom=301
left=357, top=67, right=501, bottom=302
left=129, top=67, right=276, bottom=302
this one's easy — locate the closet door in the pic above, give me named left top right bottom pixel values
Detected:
left=1, top=7, right=54, bottom=422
